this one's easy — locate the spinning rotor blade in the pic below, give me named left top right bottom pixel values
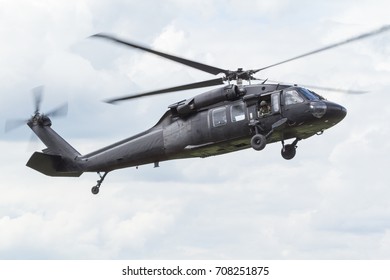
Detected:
left=256, top=78, right=368, bottom=94
left=5, top=104, right=68, bottom=132
left=106, top=78, right=225, bottom=104
left=46, top=103, right=68, bottom=118
left=293, top=84, right=367, bottom=94
left=93, top=25, right=389, bottom=104
left=92, top=33, right=228, bottom=76
left=5, top=119, right=28, bottom=133
left=5, top=86, right=68, bottom=132
left=255, top=24, right=390, bottom=72
left=32, top=85, right=44, bottom=113
left=5, top=86, right=44, bottom=132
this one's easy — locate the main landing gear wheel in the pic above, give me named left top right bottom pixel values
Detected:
left=251, top=134, right=267, bottom=151
left=281, top=138, right=300, bottom=160
left=281, top=144, right=296, bottom=160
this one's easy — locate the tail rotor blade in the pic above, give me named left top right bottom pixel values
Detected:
left=5, top=86, right=68, bottom=133
left=46, top=103, right=68, bottom=118
left=27, top=131, right=40, bottom=152
left=32, top=85, right=44, bottom=113
left=4, top=119, right=28, bottom=133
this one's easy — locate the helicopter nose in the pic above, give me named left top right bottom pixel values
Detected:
left=325, top=102, right=347, bottom=124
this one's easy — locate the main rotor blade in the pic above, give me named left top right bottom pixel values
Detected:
left=106, top=77, right=225, bottom=104
left=256, top=78, right=368, bottom=94
left=92, top=33, right=228, bottom=76
left=296, top=84, right=367, bottom=94
left=255, top=24, right=390, bottom=72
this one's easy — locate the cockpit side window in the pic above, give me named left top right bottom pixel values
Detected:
left=284, top=90, right=304, bottom=105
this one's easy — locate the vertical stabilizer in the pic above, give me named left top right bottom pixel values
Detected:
left=29, top=118, right=80, bottom=158
left=26, top=115, right=83, bottom=176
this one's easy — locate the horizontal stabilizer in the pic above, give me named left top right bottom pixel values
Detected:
left=26, top=152, right=82, bottom=177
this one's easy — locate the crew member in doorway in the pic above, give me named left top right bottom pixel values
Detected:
left=259, top=100, right=271, bottom=116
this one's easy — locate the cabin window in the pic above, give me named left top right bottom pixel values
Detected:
left=284, top=89, right=304, bottom=105
left=271, top=92, right=280, bottom=113
left=231, top=103, right=245, bottom=122
left=212, top=107, right=227, bottom=127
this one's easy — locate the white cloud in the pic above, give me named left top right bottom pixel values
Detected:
left=1, top=0, right=390, bottom=260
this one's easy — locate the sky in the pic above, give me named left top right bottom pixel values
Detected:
left=1, top=0, right=390, bottom=259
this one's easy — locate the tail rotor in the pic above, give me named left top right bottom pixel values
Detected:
left=5, top=86, right=68, bottom=132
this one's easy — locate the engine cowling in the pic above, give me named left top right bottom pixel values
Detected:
left=173, top=85, right=245, bottom=115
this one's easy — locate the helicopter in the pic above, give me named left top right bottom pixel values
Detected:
left=6, top=25, right=390, bottom=195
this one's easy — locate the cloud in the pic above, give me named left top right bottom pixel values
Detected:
left=1, top=0, right=390, bottom=260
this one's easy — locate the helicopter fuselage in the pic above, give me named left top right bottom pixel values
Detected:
left=77, top=83, right=346, bottom=172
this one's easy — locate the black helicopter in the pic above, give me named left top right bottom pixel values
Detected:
left=7, top=25, right=389, bottom=194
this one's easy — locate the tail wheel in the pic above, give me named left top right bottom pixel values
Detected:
left=251, top=134, right=267, bottom=151
left=91, top=186, right=99, bottom=195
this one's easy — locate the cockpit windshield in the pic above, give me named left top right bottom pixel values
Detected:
left=298, top=88, right=324, bottom=101
left=284, top=89, right=304, bottom=105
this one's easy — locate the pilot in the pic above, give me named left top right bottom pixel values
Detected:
left=259, top=100, right=271, bottom=116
